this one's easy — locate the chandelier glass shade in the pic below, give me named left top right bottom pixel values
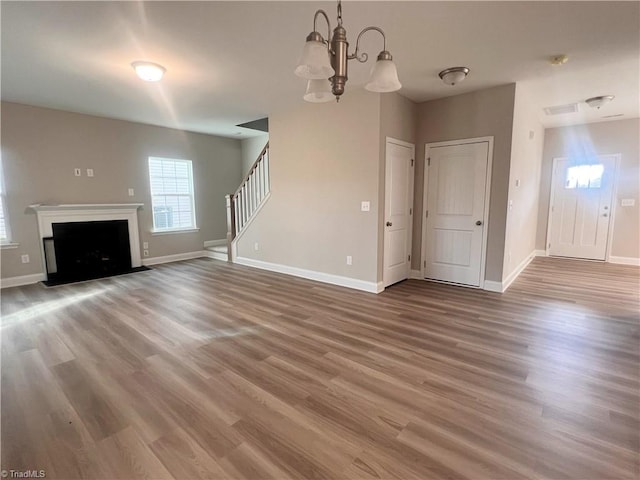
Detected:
left=295, top=0, right=401, bottom=102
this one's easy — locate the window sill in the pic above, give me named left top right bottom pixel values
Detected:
left=0, top=242, right=19, bottom=250
left=151, top=228, right=200, bottom=236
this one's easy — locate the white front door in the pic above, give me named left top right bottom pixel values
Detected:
left=424, top=141, right=490, bottom=287
left=549, top=155, right=617, bottom=260
left=383, top=139, right=415, bottom=287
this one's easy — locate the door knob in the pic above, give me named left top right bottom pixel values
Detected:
left=475, top=220, right=483, bottom=226
left=386, top=221, right=393, bottom=227
left=603, top=213, right=608, bottom=217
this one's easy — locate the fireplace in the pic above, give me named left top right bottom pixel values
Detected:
left=31, top=203, right=146, bottom=286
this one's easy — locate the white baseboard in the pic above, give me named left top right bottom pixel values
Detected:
left=609, top=256, right=640, bottom=266
left=204, top=250, right=229, bottom=262
left=534, top=249, right=546, bottom=257
left=204, top=239, right=227, bottom=248
left=1, top=272, right=46, bottom=289
left=502, top=251, right=537, bottom=292
left=410, top=269, right=423, bottom=279
left=235, top=256, right=383, bottom=293
left=142, top=251, right=206, bottom=266
left=483, top=280, right=503, bottom=293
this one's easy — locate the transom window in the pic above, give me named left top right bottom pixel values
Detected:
left=565, top=164, right=604, bottom=189
left=148, top=157, right=196, bottom=232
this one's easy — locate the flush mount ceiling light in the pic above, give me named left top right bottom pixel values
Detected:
left=585, top=95, right=615, bottom=109
left=294, top=0, right=401, bottom=102
left=549, top=54, right=569, bottom=66
left=131, top=61, right=166, bottom=82
left=438, top=67, right=470, bottom=86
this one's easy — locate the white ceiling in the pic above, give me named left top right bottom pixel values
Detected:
left=2, top=1, right=638, bottom=138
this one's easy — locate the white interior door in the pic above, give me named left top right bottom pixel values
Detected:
left=549, top=155, right=617, bottom=260
left=383, top=139, right=414, bottom=287
left=424, top=141, right=490, bottom=287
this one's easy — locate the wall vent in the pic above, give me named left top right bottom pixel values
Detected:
left=543, top=103, right=579, bottom=115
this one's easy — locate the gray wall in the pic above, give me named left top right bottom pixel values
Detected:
left=413, top=84, right=516, bottom=282
left=236, top=89, right=382, bottom=284
left=537, top=118, right=640, bottom=259
left=240, top=133, right=269, bottom=177
left=502, top=83, right=545, bottom=278
left=1, top=102, right=242, bottom=279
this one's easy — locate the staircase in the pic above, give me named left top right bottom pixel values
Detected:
left=207, top=142, right=269, bottom=262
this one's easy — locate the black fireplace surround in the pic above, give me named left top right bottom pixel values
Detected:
left=43, top=220, right=148, bottom=286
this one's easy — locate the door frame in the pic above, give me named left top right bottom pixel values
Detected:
left=546, top=154, right=620, bottom=260
left=383, top=137, right=415, bottom=288
left=421, top=136, right=494, bottom=288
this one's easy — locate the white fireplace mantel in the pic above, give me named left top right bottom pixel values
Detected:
left=31, top=203, right=144, bottom=269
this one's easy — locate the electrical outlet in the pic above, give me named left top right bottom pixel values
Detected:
left=361, top=201, right=370, bottom=212
left=143, top=242, right=149, bottom=249
left=74, top=168, right=81, bottom=177
left=128, top=188, right=135, bottom=196
left=86, top=168, right=94, bottom=177
left=254, top=242, right=259, bottom=251
left=21, top=254, right=30, bottom=264
left=143, top=249, right=149, bottom=257
left=346, top=255, right=352, bottom=265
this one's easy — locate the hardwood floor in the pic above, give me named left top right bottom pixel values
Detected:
left=1, top=256, right=638, bottom=479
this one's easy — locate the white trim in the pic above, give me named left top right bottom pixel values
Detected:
left=502, top=251, right=536, bottom=292
left=483, top=280, right=503, bottom=293
left=0, top=242, right=19, bottom=249
left=235, top=256, right=383, bottom=293
left=204, top=249, right=228, bottom=262
left=534, top=249, right=546, bottom=257
left=609, top=256, right=640, bottom=266
left=30, top=203, right=144, bottom=212
left=142, top=250, right=206, bottom=266
left=410, top=269, right=422, bottom=279
left=204, top=239, right=227, bottom=248
left=1, top=273, right=46, bottom=289
left=421, top=136, right=494, bottom=288
left=383, top=137, right=415, bottom=287
left=151, top=228, right=200, bottom=236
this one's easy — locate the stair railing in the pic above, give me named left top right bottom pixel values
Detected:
left=226, top=142, right=269, bottom=260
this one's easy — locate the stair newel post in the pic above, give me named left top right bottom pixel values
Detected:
left=225, top=194, right=236, bottom=260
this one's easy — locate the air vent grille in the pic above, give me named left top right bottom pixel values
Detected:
left=543, top=103, right=579, bottom=115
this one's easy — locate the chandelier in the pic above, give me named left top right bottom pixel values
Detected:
left=294, top=0, right=401, bottom=103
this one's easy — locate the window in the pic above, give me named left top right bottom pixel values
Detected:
left=0, top=157, right=10, bottom=243
left=148, top=157, right=196, bottom=232
left=565, top=164, right=604, bottom=189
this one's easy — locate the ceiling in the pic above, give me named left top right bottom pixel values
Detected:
left=2, top=2, right=638, bottom=138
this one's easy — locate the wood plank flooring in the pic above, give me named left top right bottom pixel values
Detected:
left=1, top=256, right=639, bottom=479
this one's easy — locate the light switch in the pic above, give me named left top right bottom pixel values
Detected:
left=143, top=242, right=149, bottom=249
left=361, top=201, right=370, bottom=212
left=74, top=168, right=81, bottom=177
left=128, top=188, right=135, bottom=196
left=621, top=198, right=635, bottom=207
left=515, top=179, right=521, bottom=187
left=86, top=168, right=94, bottom=177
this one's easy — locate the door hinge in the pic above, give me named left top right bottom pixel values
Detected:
left=424, top=260, right=426, bottom=268
left=427, top=157, right=431, bottom=166
left=548, top=243, right=551, bottom=249
left=408, top=255, right=411, bottom=261
left=426, top=210, right=429, bottom=218
left=409, top=208, right=412, bottom=215
left=411, top=158, right=414, bottom=167
left=551, top=206, right=554, bottom=212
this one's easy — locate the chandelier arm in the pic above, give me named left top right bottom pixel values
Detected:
left=313, top=9, right=332, bottom=46
left=348, top=26, right=387, bottom=63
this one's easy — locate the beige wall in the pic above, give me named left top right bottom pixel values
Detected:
left=241, top=133, right=269, bottom=177
left=536, top=118, right=640, bottom=259
left=1, top=102, right=242, bottom=279
left=502, top=83, right=545, bottom=278
left=236, top=89, right=382, bottom=284
left=413, top=84, right=516, bottom=282
left=378, top=93, right=418, bottom=280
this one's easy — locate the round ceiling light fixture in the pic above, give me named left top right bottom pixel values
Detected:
left=549, top=54, right=569, bottom=66
left=585, top=95, right=615, bottom=109
left=131, top=61, right=166, bottom=82
left=438, top=67, right=470, bottom=86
